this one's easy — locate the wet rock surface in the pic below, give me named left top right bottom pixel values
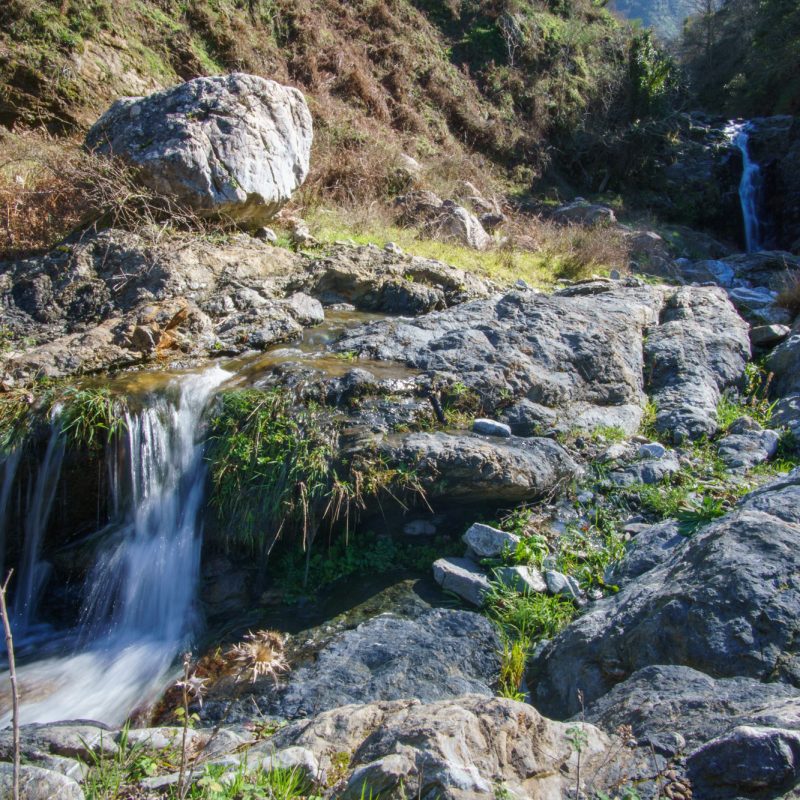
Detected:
left=0, top=233, right=493, bottom=381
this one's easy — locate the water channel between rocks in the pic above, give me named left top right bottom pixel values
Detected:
left=0, top=309, right=429, bottom=727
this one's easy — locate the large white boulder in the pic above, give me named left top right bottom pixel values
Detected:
left=85, top=73, right=313, bottom=226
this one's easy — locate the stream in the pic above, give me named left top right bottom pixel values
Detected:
left=0, top=309, right=410, bottom=726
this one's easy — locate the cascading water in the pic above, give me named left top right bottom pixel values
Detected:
left=727, top=121, right=763, bottom=253
left=13, top=421, right=65, bottom=635
left=0, top=448, right=22, bottom=581
left=0, top=365, right=231, bottom=726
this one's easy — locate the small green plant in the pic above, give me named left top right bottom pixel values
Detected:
left=590, top=425, right=628, bottom=444
left=639, top=399, right=659, bottom=440
left=59, top=387, right=127, bottom=451
left=485, top=582, right=577, bottom=642
left=498, top=636, right=530, bottom=701
left=325, top=751, right=352, bottom=789
left=205, top=389, right=335, bottom=557
left=183, top=762, right=310, bottom=800
left=81, top=723, right=165, bottom=800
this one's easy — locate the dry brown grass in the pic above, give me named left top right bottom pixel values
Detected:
left=776, top=272, right=800, bottom=320
left=505, top=214, right=632, bottom=281
left=0, top=129, right=203, bottom=261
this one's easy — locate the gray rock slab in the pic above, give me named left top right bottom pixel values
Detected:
left=0, top=762, right=84, bottom=800
left=495, top=565, right=548, bottom=595
left=462, top=523, right=520, bottom=559
left=583, top=664, right=800, bottom=754
left=472, top=418, right=511, bottom=437
left=645, top=286, right=750, bottom=442
left=687, top=725, right=800, bottom=799
left=378, top=432, right=580, bottom=503
left=433, top=557, right=492, bottom=606
left=206, top=609, right=499, bottom=725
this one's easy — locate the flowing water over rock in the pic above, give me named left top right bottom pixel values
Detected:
left=727, top=121, right=763, bottom=253
left=0, top=366, right=230, bottom=726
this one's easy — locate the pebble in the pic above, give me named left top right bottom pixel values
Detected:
left=639, top=442, right=667, bottom=459
left=473, top=418, right=512, bottom=438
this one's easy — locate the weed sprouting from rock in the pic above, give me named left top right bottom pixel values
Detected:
left=226, top=630, right=289, bottom=685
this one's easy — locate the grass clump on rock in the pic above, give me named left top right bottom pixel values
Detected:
left=205, top=389, right=335, bottom=558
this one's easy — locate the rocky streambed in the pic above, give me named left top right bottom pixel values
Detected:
left=1, top=222, right=800, bottom=800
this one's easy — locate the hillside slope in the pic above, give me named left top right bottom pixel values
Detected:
left=1, top=0, right=654, bottom=200
left=682, top=0, right=800, bottom=116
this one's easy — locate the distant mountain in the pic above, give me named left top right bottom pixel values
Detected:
left=609, top=0, right=699, bottom=39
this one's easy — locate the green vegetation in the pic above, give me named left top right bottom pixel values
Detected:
left=205, top=388, right=432, bottom=567
left=0, top=383, right=127, bottom=454
left=81, top=724, right=177, bottom=800
left=182, top=763, right=309, bottom=800
left=682, top=0, right=800, bottom=115
left=205, top=389, right=335, bottom=557
left=275, top=530, right=458, bottom=602
left=308, top=208, right=630, bottom=288
left=609, top=0, right=700, bottom=40
left=716, top=362, right=777, bottom=432
left=1, top=0, right=676, bottom=211
left=487, top=582, right=578, bottom=641
left=59, top=387, right=127, bottom=451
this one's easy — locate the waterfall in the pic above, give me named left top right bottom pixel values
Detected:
left=0, top=365, right=230, bottom=726
left=13, top=422, right=65, bottom=633
left=727, top=121, right=763, bottom=253
left=0, top=448, right=22, bottom=581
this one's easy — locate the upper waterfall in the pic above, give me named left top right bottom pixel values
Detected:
left=726, top=121, right=764, bottom=253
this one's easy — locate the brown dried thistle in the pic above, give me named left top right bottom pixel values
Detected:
left=226, top=630, right=290, bottom=685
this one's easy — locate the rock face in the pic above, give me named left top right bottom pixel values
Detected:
left=768, top=331, right=800, bottom=397
left=553, top=199, right=617, bottom=226
left=432, top=557, right=492, bottom=606
left=269, top=695, right=639, bottom=800
left=716, top=416, right=779, bottom=470
left=582, top=664, right=800, bottom=755
left=378, top=432, right=579, bottom=503
left=0, top=233, right=493, bottom=382
left=85, top=74, right=313, bottom=226
left=296, top=243, right=492, bottom=313
left=644, top=286, right=750, bottom=441
left=394, top=192, right=492, bottom=250
left=206, top=609, right=500, bottom=723
left=335, top=281, right=748, bottom=440
left=336, top=281, right=665, bottom=432
left=0, top=762, right=85, bottom=800
left=530, top=469, right=800, bottom=718
left=687, top=725, right=800, bottom=799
